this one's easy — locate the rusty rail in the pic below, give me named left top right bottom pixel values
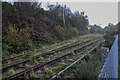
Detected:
left=2, top=37, right=103, bottom=80
left=2, top=37, right=101, bottom=71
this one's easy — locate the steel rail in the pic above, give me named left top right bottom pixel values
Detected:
left=50, top=40, right=104, bottom=80
left=2, top=37, right=103, bottom=80
left=2, top=36, right=102, bottom=71
left=2, top=41, right=69, bottom=63
left=2, top=36, right=99, bottom=63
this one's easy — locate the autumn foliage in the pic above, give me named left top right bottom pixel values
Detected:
left=71, top=27, right=79, bottom=37
left=3, top=24, right=31, bottom=53
left=69, top=27, right=79, bottom=37
left=2, top=2, right=89, bottom=55
left=54, top=25, right=66, bottom=40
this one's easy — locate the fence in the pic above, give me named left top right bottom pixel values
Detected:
left=98, top=35, right=118, bottom=79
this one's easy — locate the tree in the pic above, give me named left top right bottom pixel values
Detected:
left=90, top=24, right=103, bottom=34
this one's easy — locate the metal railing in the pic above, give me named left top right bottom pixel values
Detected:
left=98, top=35, right=118, bottom=79
left=50, top=41, right=104, bottom=80
left=50, top=55, right=85, bottom=80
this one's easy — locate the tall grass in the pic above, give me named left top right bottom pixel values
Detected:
left=62, top=49, right=103, bottom=80
left=75, top=51, right=102, bottom=80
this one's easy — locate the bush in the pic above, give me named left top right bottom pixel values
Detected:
left=41, top=32, right=53, bottom=43
left=3, top=24, right=32, bottom=54
left=75, top=51, right=102, bottom=79
left=54, top=25, right=66, bottom=40
left=103, top=32, right=116, bottom=49
left=72, top=27, right=79, bottom=37
left=69, top=27, right=79, bottom=38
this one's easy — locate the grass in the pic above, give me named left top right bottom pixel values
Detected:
left=39, top=66, right=55, bottom=78
left=40, top=41, right=103, bottom=79
left=61, top=48, right=103, bottom=80
left=2, top=34, right=103, bottom=78
left=103, top=33, right=119, bottom=79
left=2, top=68, right=16, bottom=78
left=27, top=38, right=102, bottom=79
left=57, top=40, right=103, bottom=78
left=3, top=34, right=100, bottom=59
left=3, top=34, right=100, bottom=67
left=31, top=69, right=38, bottom=78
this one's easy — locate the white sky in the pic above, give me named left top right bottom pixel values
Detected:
left=41, top=2, right=118, bottom=28
left=2, top=0, right=119, bottom=28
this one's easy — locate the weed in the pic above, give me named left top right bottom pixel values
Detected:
left=7, top=68, right=16, bottom=76
left=39, top=56, right=44, bottom=60
left=43, top=66, right=55, bottom=76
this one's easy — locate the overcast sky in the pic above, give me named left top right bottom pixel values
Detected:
left=41, top=2, right=118, bottom=28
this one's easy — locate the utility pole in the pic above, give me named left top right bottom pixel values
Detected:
left=62, top=6, right=68, bottom=39
left=63, top=8, right=66, bottom=30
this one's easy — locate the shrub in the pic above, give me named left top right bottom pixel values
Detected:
left=69, top=27, right=79, bottom=37
left=75, top=51, right=102, bottom=79
left=54, top=25, right=66, bottom=40
left=103, top=32, right=115, bottom=49
left=3, top=24, right=32, bottom=54
left=7, top=69, right=16, bottom=76
left=72, top=27, right=79, bottom=37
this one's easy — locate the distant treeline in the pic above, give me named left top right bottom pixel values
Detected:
left=103, top=23, right=119, bottom=49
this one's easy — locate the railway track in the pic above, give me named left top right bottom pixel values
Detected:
left=2, top=40, right=70, bottom=64
left=2, top=37, right=103, bottom=80
left=2, top=35, right=93, bottom=64
left=50, top=41, right=104, bottom=80
left=37, top=38, right=104, bottom=79
left=2, top=36, right=101, bottom=72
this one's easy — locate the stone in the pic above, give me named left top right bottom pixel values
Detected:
left=66, top=59, right=74, bottom=61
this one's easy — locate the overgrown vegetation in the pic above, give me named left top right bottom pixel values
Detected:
left=2, top=2, right=89, bottom=56
left=62, top=49, right=103, bottom=80
left=1, top=1, right=119, bottom=79
left=103, top=23, right=118, bottom=49
left=3, top=24, right=31, bottom=54
left=54, top=25, right=66, bottom=40
left=2, top=2, right=118, bottom=57
left=76, top=51, right=102, bottom=79
left=103, top=22, right=119, bottom=78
